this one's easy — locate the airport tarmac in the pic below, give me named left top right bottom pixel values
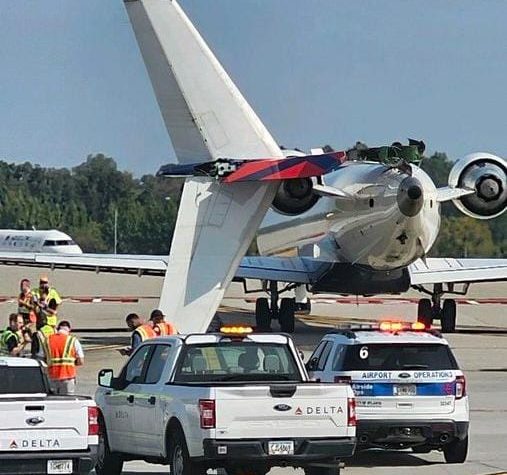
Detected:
left=0, top=267, right=506, bottom=474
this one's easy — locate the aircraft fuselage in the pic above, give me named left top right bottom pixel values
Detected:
left=258, top=162, right=440, bottom=271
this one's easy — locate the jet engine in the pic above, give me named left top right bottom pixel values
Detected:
left=449, top=153, right=506, bottom=219
left=271, top=178, right=320, bottom=216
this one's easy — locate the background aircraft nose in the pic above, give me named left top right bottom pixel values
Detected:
left=397, top=176, right=424, bottom=217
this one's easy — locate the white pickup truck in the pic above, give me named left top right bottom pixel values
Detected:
left=0, top=356, right=99, bottom=475
left=95, top=329, right=356, bottom=475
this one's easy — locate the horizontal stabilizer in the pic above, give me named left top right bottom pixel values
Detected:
left=436, top=186, right=475, bottom=202
left=158, top=151, right=347, bottom=182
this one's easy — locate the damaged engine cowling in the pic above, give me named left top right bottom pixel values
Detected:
left=272, top=178, right=320, bottom=215
left=449, top=153, right=506, bottom=219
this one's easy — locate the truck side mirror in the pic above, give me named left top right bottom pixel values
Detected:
left=98, top=369, right=114, bottom=388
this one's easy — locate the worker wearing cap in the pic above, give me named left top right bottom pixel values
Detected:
left=32, top=275, right=62, bottom=310
left=150, top=309, right=177, bottom=336
left=43, top=320, right=84, bottom=395
left=119, top=313, right=157, bottom=356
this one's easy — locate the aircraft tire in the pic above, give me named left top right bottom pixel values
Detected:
left=255, top=298, right=271, bottom=331
left=417, top=298, right=433, bottom=327
left=441, top=299, right=457, bottom=333
left=279, top=298, right=296, bottom=333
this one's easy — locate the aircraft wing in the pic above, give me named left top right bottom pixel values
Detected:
left=409, top=258, right=507, bottom=285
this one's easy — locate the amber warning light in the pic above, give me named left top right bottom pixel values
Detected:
left=220, top=325, right=254, bottom=335
left=379, top=321, right=428, bottom=332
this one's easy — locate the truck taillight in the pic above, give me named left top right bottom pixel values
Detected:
left=347, top=397, right=356, bottom=427
left=88, top=406, right=100, bottom=436
left=455, top=375, right=466, bottom=399
left=334, top=375, right=351, bottom=384
left=199, top=399, right=216, bottom=429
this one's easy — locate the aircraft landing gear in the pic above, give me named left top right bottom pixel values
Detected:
left=415, top=283, right=460, bottom=333
left=254, top=281, right=296, bottom=333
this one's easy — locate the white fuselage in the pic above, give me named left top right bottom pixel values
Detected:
left=0, top=230, right=83, bottom=254
left=258, top=162, right=440, bottom=271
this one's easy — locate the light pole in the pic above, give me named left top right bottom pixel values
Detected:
left=114, top=208, right=118, bottom=254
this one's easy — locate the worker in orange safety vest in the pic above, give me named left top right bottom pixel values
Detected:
left=150, top=309, right=177, bottom=336
left=119, top=313, right=157, bottom=356
left=43, top=320, right=83, bottom=395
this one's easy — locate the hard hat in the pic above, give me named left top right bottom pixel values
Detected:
left=39, top=274, right=49, bottom=283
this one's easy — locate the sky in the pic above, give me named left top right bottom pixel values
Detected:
left=0, top=0, right=506, bottom=176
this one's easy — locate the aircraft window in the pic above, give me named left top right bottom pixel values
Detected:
left=43, top=240, right=56, bottom=246
left=369, top=199, right=374, bottom=208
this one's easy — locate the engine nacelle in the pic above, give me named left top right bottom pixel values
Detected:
left=449, top=153, right=506, bottom=219
left=271, top=178, right=320, bottom=216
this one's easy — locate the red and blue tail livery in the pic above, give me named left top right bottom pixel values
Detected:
left=157, top=151, right=347, bottom=182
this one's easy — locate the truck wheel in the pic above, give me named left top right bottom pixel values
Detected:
left=168, top=428, right=207, bottom=475
left=95, top=427, right=123, bottom=475
left=279, top=297, right=296, bottom=333
left=443, top=435, right=468, bottom=463
left=304, top=466, right=340, bottom=475
left=255, top=298, right=271, bottom=331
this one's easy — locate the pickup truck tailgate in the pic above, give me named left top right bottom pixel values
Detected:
left=214, top=384, right=352, bottom=439
left=0, top=397, right=90, bottom=451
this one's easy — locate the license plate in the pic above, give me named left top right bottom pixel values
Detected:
left=47, top=460, right=73, bottom=474
left=268, top=440, right=294, bottom=455
left=394, top=384, right=417, bottom=396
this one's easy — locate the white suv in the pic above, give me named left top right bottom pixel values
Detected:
left=307, top=323, right=469, bottom=463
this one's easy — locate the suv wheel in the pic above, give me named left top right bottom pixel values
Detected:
left=443, top=435, right=468, bottom=463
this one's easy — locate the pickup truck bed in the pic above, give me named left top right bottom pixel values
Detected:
left=0, top=357, right=98, bottom=475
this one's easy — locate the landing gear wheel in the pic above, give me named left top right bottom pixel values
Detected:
left=417, top=298, right=433, bottom=328
left=279, top=297, right=296, bottom=333
left=443, top=436, right=468, bottom=463
left=255, top=297, right=271, bottom=331
left=95, top=425, right=123, bottom=475
left=168, top=428, right=207, bottom=475
left=304, top=466, right=340, bottom=475
left=441, top=299, right=457, bottom=333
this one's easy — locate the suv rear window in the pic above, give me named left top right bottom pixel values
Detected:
left=174, top=343, right=302, bottom=383
left=0, top=367, right=47, bottom=394
left=335, top=344, right=458, bottom=371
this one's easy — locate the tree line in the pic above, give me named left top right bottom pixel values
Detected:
left=0, top=153, right=504, bottom=257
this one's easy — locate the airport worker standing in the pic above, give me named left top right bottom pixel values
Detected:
left=0, top=313, right=31, bottom=356
left=31, top=314, right=57, bottom=361
left=32, top=274, right=62, bottom=311
left=119, top=313, right=157, bottom=356
left=150, top=309, right=177, bottom=336
left=43, top=320, right=84, bottom=395
left=18, top=278, right=35, bottom=324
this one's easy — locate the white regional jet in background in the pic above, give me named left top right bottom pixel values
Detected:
left=0, top=0, right=505, bottom=334
left=0, top=230, right=82, bottom=254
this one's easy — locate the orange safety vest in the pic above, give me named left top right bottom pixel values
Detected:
left=44, top=333, right=77, bottom=380
left=156, top=321, right=177, bottom=336
left=134, top=323, right=157, bottom=341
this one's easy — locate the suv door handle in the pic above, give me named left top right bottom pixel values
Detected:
left=148, top=396, right=156, bottom=405
left=127, top=395, right=135, bottom=404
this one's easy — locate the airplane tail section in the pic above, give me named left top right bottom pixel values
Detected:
left=124, top=0, right=283, bottom=163
left=125, top=0, right=285, bottom=332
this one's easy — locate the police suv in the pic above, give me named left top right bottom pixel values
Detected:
left=307, top=322, right=469, bottom=463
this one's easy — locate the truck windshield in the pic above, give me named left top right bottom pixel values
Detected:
left=174, top=342, right=303, bottom=383
left=0, top=367, right=47, bottom=394
left=336, top=344, right=459, bottom=371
